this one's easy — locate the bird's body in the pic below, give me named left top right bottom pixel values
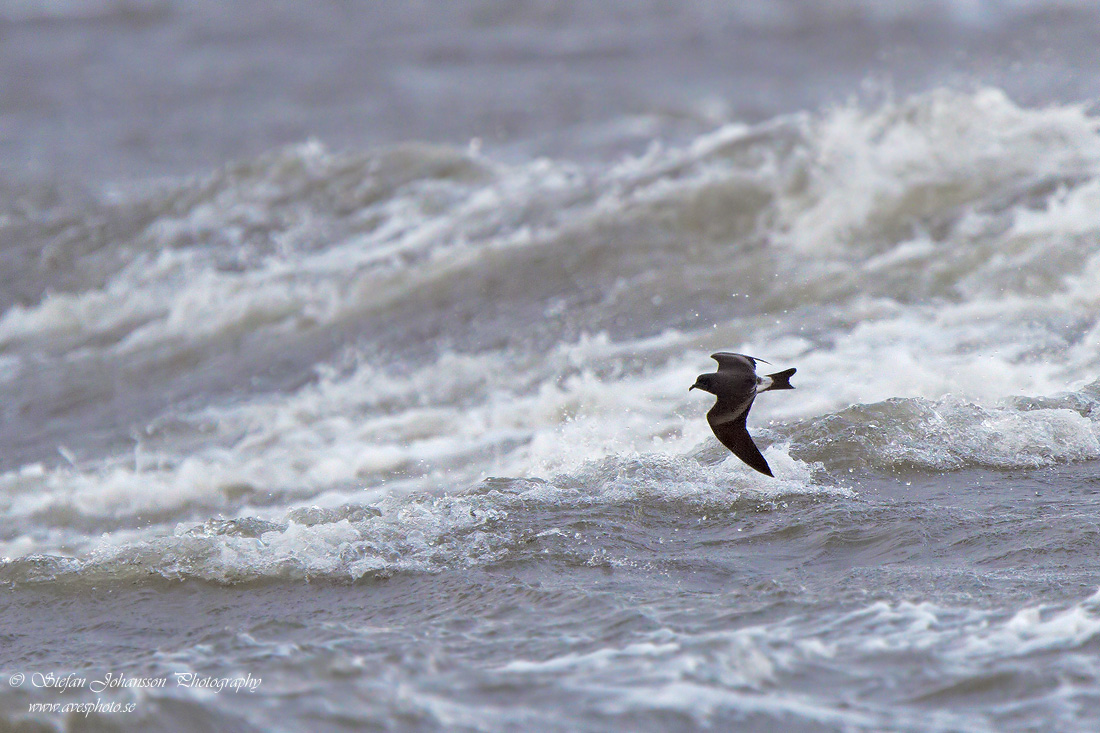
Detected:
left=690, top=352, right=796, bottom=476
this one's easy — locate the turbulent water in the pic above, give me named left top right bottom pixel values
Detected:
left=5, top=2, right=1100, bottom=732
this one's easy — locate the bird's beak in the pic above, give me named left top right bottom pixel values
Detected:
left=688, top=381, right=699, bottom=392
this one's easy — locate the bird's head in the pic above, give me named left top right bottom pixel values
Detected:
left=689, top=373, right=717, bottom=395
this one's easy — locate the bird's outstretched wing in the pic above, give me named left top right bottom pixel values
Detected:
left=706, top=396, right=773, bottom=476
left=710, top=352, right=770, bottom=372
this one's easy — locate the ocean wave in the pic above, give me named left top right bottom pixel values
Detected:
left=5, top=86, right=1100, bottom=586
left=492, top=588, right=1100, bottom=729
left=2, top=345, right=1096, bottom=576
left=0, top=447, right=845, bottom=586
left=5, top=88, right=1100, bottom=363
left=783, top=382, right=1100, bottom=472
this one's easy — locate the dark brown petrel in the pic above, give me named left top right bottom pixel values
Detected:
left=689, top=352, right=796, bottom=476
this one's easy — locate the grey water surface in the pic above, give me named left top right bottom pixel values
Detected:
left=4, top=2, right=1100, bottom=731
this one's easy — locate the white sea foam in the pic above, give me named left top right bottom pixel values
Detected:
left=0, top=321, right=847, bottom=553
left=500, top=624, right=871, bottom=727
left=0, top=141, right=586, bottom=359
left=788, top=391, right=1100, bottom=471
left=0, top=443, right=843, bottom=582
left=827, top=590, right=1100, bottom=668
left=777, top=88, right=1100, bottom=255
left=486, top=590, right=1100, bottom=728
left=962, top=588, right=1100, bottom=659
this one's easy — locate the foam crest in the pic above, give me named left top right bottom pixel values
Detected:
left=501, top=626, right=796, bottom=692
left=0, top=141, right=513, bottom=354
left=1, top=446, right=841, bottom=584
left=786, top=389, right=1100, bottom=471
left=778, top=88, right=1100, bottom=256
left=5, top=324, right=1089, bottom=554
left=595, top=90, right=1100, bottom=409
left=0, top=331, right=760, bottom=528
left=467, top=589, right=1100, bottom=726
left=499, top=623, right=871, bottom=728
left=965, top=589, right=1100, bottom=658
left=826, top=590, right=1100, bottom=665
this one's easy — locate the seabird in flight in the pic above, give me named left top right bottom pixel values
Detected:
left=689, top=352, right=796, bottom=476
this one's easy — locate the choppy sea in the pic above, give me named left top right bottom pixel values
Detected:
left=4, top=2, right=1100, bottom=731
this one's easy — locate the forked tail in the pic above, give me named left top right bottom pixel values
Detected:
left=764, top=368, right=796, bottom=390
